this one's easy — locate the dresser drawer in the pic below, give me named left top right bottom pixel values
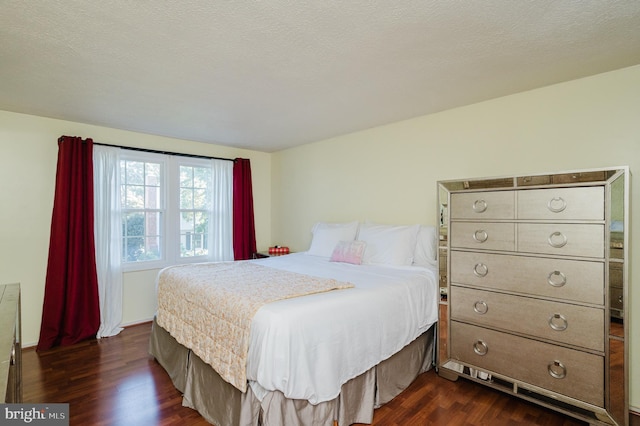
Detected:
left=517, top=223, right=604, bottom=258
left=450, top=222, right=515, bottom=252
left=517, top=187, right=604, bottom=220
left=449, top=251, right=604, bottom=305
left=450, top=286, right=604, bottom=351
left=450, top=321, right=604, bottom=407
left=450, top=191, right=515, bottom=220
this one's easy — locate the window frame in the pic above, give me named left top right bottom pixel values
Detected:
left=169, top=157, right=215, bottom=264
left=120, top=151, right=168, bottom=272
left=120, top=152, right=217, bottom=272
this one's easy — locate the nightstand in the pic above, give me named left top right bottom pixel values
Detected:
left=253, top=251, right=292, bottom=259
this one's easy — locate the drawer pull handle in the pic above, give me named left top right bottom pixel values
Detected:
left=547, top=271, right=567, bottom=287
left=473, top=301, right=488, bottom=315
left=548, top=360, right=566, bottom=379
left=472, top=199, right=488, bottom=213
left=547, top=197, right=567, bottom=213
left=473, top=263, right=488, bottom=277
left=547, top=231, right=567, bottom=248
left=473, top=340, right=488, bottom=356
left=473, top=230, right=488, bottom=243
left=548, top=313, right=568, bottom=331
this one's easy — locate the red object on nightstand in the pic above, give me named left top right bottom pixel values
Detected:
left=268, top=246, right=290, bottom=255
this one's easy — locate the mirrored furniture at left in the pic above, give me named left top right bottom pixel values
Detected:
left=0, top=283, right=22, bottom=403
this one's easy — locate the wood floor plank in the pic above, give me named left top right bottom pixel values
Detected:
left=22, top=322, right=588, bottom=425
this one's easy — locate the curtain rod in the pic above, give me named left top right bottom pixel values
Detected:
left=93, top=141, right=235, bottom=162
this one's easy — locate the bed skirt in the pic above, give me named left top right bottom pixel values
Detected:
left=149, top=318, right=435, bottom=426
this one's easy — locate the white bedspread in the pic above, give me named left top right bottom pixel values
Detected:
left=246, top=253, right=439, bottom=405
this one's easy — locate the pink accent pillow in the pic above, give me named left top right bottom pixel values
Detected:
left=330, top=241, right=367, bottom=265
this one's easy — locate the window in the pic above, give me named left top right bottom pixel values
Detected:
left=179, top=164, right=211, bottom=258
left=118, top=152, right=232, bottom=271
left=121, top=158, right=164, bottom=263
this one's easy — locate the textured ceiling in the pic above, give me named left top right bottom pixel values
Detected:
left=1, top=1, right=639, bottom=152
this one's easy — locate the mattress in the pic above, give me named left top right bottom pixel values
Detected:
left=161, top=252, right=439, bottom=404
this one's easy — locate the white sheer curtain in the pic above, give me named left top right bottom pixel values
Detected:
left=209, top=159, right=234, bottom=261
left=93, top=145, right=124, bottom=338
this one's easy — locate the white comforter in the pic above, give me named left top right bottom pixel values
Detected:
left=246, top=253, right=439, bottom=405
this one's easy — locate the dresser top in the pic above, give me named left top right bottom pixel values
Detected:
left=439, top=166, right=627, bottom=192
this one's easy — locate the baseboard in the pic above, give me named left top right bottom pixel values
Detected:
left=21, top=319, right=155, bottom=351
left=121, top=318, right=154, bottom=328
left=630, top=408, right=640, bottom=426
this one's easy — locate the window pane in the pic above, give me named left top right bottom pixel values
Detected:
left=144, top=236, right=161, bottom=260
left=181, top=232, right=207, bottom=257
left=193, top=233, right=205, bottom=256
left=181, top=211, right=194, bottom=222
left=180, top=211, right=196, bottom=257
left=125, top=185, right=144, bottom=209
left=145, top=185, right=161, bottom=209
left=178, top=163, right=211, bottom=258
left=194, top=188, right=208, bottom=209
left=193, top=167, right=210, bottom=188
left=145, top=211, right=161, bottom=235
left=126, top=161, right=144, bottom=185
left=123, top=236, right=144, bottom=261
left=122, top=213, right=144, bottom=262
left=123, top=236, right=162, bottom=262
left=180, top=188, right=193, bottom=210
left=122, top=208, right=163, bottom=262
left=180, top=166, right=192, bottom=188
left=195, top=211, right=208, bottom=231
left=123, top=212, right=144, bottom=236
left=145, top=163, right=161, bottom=186
left=180, top=233, right=193, bottom=257
left=180, top=212, right=208, bottom=257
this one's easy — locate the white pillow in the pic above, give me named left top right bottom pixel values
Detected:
left=413, top=225, right=438, bottom=267
left=357, top=223, right=420, bottom=266
left=307, top=221, right=359, bottom=257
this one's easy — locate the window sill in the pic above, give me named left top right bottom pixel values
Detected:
left=122, top=256, right=213, bottom=273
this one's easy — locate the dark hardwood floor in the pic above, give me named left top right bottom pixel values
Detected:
left=23, top=322, right=586, bottom=426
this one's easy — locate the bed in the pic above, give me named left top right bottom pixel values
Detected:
left=149, top=222, right=440, bottom=426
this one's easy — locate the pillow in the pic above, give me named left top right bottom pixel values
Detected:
left=330, top=240, right=367, bottom=265
left=307, top=221, right=359, bottom=257
left=413, top=225, right=438, bottom=267
left=357, top=223, right=420, bottom=266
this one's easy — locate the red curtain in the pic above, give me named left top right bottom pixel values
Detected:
left=233, top=158, right=257, bottom=260
left=37, top=136, right=101, bottom=351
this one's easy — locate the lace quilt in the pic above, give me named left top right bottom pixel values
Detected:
left=156, top=261, right=354, bottom=391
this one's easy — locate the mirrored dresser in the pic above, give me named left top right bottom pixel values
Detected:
left=0, top=283, right=21, bottom=403
left=436, top=167, right=629, bottom=425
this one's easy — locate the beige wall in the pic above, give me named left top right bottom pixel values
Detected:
left=272, top=65, right=640, bottom=410
left=0, top=110, right=272, bottom=347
